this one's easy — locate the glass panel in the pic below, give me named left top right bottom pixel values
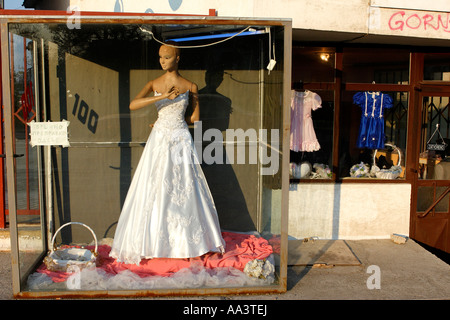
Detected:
left=417, top=186, right=449, bottom=213
left=9, top=34, right=40, bottom=214
left=8, top=33, right=45, bottom=286
left=418, top=96, right=450, bottom=180
left=343, top=48, right=410, bottom=84
left=9, top=22, right=285, bottom=293
left=424, top=53, right=450, bottom=81
left=292, top=47, right=335, bottom=83
left=339, top=91, right=408, bottom=179
left=290, top=90, right=334, bottom=180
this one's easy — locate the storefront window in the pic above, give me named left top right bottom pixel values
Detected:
left=290, top=46, right=411, bottom=182
left=292, top=47, right=335, bottom=83
left=289, top=90, right=334, bottom=180
left=4, top=18, right=290, bottom=297
left=290, top=47, right=335, bottom=181
left=339, top=91, right=408, bottom=180
left=424, top=53, right=450, bottom=81
left=343, top=47, right=410, bottom=84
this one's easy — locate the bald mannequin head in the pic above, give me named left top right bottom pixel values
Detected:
left=161, top=41, right=180, bottom=57
left=159, top=43, right=180, bottom=71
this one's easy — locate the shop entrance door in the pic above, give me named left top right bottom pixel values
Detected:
left=411, top=88, right=450, bottom=254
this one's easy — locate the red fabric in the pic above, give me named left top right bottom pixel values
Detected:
left=267, top=235, right=281, bottom=254
left=37, top=232, right=273, bottom=283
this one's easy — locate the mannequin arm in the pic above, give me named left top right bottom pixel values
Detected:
left=129, top=81, right=177, bottom=111
left=186, top=83, right=200, bottom=124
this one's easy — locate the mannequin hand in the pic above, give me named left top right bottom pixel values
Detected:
left=166, top=86, right=180, bottom=100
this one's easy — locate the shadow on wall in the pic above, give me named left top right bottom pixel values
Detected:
left=332, top=183, right=341, bottom=239
left=196, top=67, right=255, bottom=231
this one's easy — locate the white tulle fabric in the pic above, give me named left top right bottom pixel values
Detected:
left=27, top=259, right=275, bottom=291
left=109, top=91, right=225, bottom=265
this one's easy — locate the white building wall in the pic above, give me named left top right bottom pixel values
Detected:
left=67, top=0, right=450, bottom=41
left=288, top=183, right=411, bottom=240
left=70, top=0, right=368, bottom=34
left=371, top=0, right=450, bottom=13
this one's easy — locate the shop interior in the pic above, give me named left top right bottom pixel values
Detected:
left=289, top=46, right=449, bottom=183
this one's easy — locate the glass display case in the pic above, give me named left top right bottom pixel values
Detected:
left=1, top=13, right=291, bottom=298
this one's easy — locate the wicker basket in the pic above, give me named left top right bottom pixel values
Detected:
left=370, top=143, right=403, bottom=179
left=44, top=222, right=98, bottom=273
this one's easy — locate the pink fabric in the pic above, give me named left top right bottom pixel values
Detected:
left=37, top=232, right=273, bottom=283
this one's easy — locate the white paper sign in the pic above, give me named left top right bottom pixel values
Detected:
left=28, top=120, right=70, bottom=147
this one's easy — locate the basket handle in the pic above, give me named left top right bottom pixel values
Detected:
left=51, top=222, right=98, bottom=255
left=373, top=143, right=401, bottom=167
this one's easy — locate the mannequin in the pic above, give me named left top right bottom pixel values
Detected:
left=110, top=43, right=226, bottom=265
left=129, top=44, right=199, bottom=124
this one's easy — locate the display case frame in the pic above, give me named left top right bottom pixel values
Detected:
left=0, top=11, right=291, bottom=298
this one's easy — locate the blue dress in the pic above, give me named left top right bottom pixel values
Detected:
left=353, top=91, right=393, bottom=149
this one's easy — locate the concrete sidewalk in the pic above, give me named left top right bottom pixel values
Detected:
left=0, top=236, right=449, bottom=300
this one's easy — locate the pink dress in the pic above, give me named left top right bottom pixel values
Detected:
left=290, top=90, right=322, bottom=152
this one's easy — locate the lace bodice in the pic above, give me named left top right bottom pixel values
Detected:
left=153, top=90, right=189, bottom=132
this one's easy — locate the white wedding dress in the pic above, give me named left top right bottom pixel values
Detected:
left=110, top=90, right=225, bottom=265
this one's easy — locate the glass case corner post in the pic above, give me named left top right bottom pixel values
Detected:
left=0, top=26, right=5, bottom=230
left=1, top=22, right=47, bottom=296
left=1, top=20, right=21, bottom=295
left=283, top=22, right=291, bottom=291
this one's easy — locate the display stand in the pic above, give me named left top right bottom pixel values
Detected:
left=1, top=11, right=291, bottom=298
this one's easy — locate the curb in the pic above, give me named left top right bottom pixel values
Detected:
left=0, top=228, right=43, bottom=251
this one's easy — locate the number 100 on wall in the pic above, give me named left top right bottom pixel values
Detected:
left=72, top=93, right=99, bottom=134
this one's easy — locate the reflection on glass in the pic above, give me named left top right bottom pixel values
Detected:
left=8, top=23, right=285, bottom=293
left=8, top=33, right=45, bottom=286
left=10, top=34, right=40, bottom=213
